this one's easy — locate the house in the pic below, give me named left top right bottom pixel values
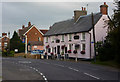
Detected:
left=18, top=22, right=48, bottom=54
left=0, top=33, right=10, bottom=51
left=44, top=2, right=109, bottom=59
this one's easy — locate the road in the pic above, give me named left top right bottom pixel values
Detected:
left=2, top=57, right=120, bottom=82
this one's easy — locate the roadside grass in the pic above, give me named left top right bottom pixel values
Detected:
left=91, top=60, right=120, bottom=69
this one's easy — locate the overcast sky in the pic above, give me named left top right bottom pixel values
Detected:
left=0, top=1, right=115, bottom=37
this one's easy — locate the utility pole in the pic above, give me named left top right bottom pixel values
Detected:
left=91, top=12, right=96, bottom=62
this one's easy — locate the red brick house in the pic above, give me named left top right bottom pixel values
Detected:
left=0, top=33, right=10, bottom=51
left=18, top=22, right=48, bottom=53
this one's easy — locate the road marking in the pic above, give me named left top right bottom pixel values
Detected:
left=35, top=69, right=38, bottom=72
left=73, top=69, right=79, bottom=72
left=44, top=78, right=47, bottom=80
left=84, top=72, right=100, bottom=80
left=68, top=67, right=79, bottom=72
left=43, top=76, right=45, bottom=78
left=40, top=73, right=43, bottom=75
left=19, top=61, right=31, bottom=64
left=68, top=67, right=73, bottom=70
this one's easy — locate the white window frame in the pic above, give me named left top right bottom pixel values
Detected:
left=81, top=33, right=85, bottom=40
left=68, top=34, right=72, bottom=41
left=68, top=44, right=72, bottom=50
left=46, top=37, right=48, bottom=43
left=81, top=44, right=86, bottom=51
left=4, top=42, right=7, bottom=46
left=34, top=46, right=37, bottom=49
left=38, top=37, right=41, bottom=41
left=61, top=35, right=64, bottom=41
left=51, top=36, right=54, bottom=42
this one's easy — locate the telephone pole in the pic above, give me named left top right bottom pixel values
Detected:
left=91, top=12, right=96, bottom=62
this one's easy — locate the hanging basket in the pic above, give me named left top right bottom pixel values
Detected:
left=68, top=50, right=72, bottom=53
left=73, top=50, right=77, bottom=54
left=80, top=50, right=85, bottom=54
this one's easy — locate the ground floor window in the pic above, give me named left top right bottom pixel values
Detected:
left=81, top=44, right=85, bottom=51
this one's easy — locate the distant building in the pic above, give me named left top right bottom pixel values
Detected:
left=18, top=22, right=48, bottom=53
left=0, top=33, right=10, bottom=51
left=44, top=2, right=110, bottom=59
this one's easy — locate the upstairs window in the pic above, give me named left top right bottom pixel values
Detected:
left=68, top=34, right=72, bottom=41
left=38, top=37, right=41, bottom=41
left=4, top=37, right=7, bottom=41
left=81, top=33, right=85, bottom=40
left=4, top=42, right=7, bottom=47
left=46, top=37, right=48, bottom=43
left=61, top=35, right=64, bottom=42
left=51, top=36, right=54, bottom=42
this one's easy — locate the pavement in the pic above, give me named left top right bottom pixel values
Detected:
left=2, top=57, right=120, bottom=82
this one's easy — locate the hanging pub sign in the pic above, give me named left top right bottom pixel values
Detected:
left=74, top=35, right=79, bottom=39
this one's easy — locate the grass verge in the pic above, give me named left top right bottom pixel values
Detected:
left=91, top=60, right=120, bottom=69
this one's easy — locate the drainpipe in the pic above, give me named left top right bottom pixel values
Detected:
left=25, top=35, right=27, bottom=54
left=89, top=33, right=91, bottom=60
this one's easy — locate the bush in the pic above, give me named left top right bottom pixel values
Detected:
left=9, top=51, right=15, bottom=57
left=97, top=42, right=114, bottom=61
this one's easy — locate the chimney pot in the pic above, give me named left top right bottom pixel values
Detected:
left=104, top=2, right=106, bottom=5
left=82, top=7, right=83, bottom=11
left=2, top=33, right=7, bottom=37
left=100, top=2, right=108, bottom=15
left=28, top=22, right=31, bottom=27
left=22, top=25, right=25, bottom=29
left=84, top=7, right=86, bottom=11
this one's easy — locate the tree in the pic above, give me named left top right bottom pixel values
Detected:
left=9, top=31, right=25, bottom=52
left=108, top=0, right=120, bottom=63
left=97, top=1, right=120, bottom=64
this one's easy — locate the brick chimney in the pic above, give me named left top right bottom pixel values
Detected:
left=22, top=25, right=25, bottom=29
left=100, top=2, right=108, bottom=15
left=28, top=22, right=31, bottom=27
left=2, top=33, right=7, bottom=37
left=74, top=7, right=87, bottom=22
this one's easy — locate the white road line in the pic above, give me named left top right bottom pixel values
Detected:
left=68, top=67, right=73, bottom=70
left=68, top=67, right=79, bottom=72
left=54, top=64, right=65, bottom=67
left=30, top=67, right=33, bottom=69
left=84, top=72, right=100, bottom=80
left=43, top=76, right=45, bottom=78
left=73, top=69, right=79, bottom=72
left=40, top=73, right=43, bottom=75
left=44, top=78, right=47, bottom=81
left=36, top=69, right=38, bottom=72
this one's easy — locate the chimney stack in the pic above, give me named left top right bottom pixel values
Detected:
left=28, top=22, right=31, bottom=27
left=22, top=25, right=25, bottom=29
left=2, top=33, right=7, bottom=37
left=74, top=7, right=87, bottom=22
left=100, top=2, right=108, bottom=15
